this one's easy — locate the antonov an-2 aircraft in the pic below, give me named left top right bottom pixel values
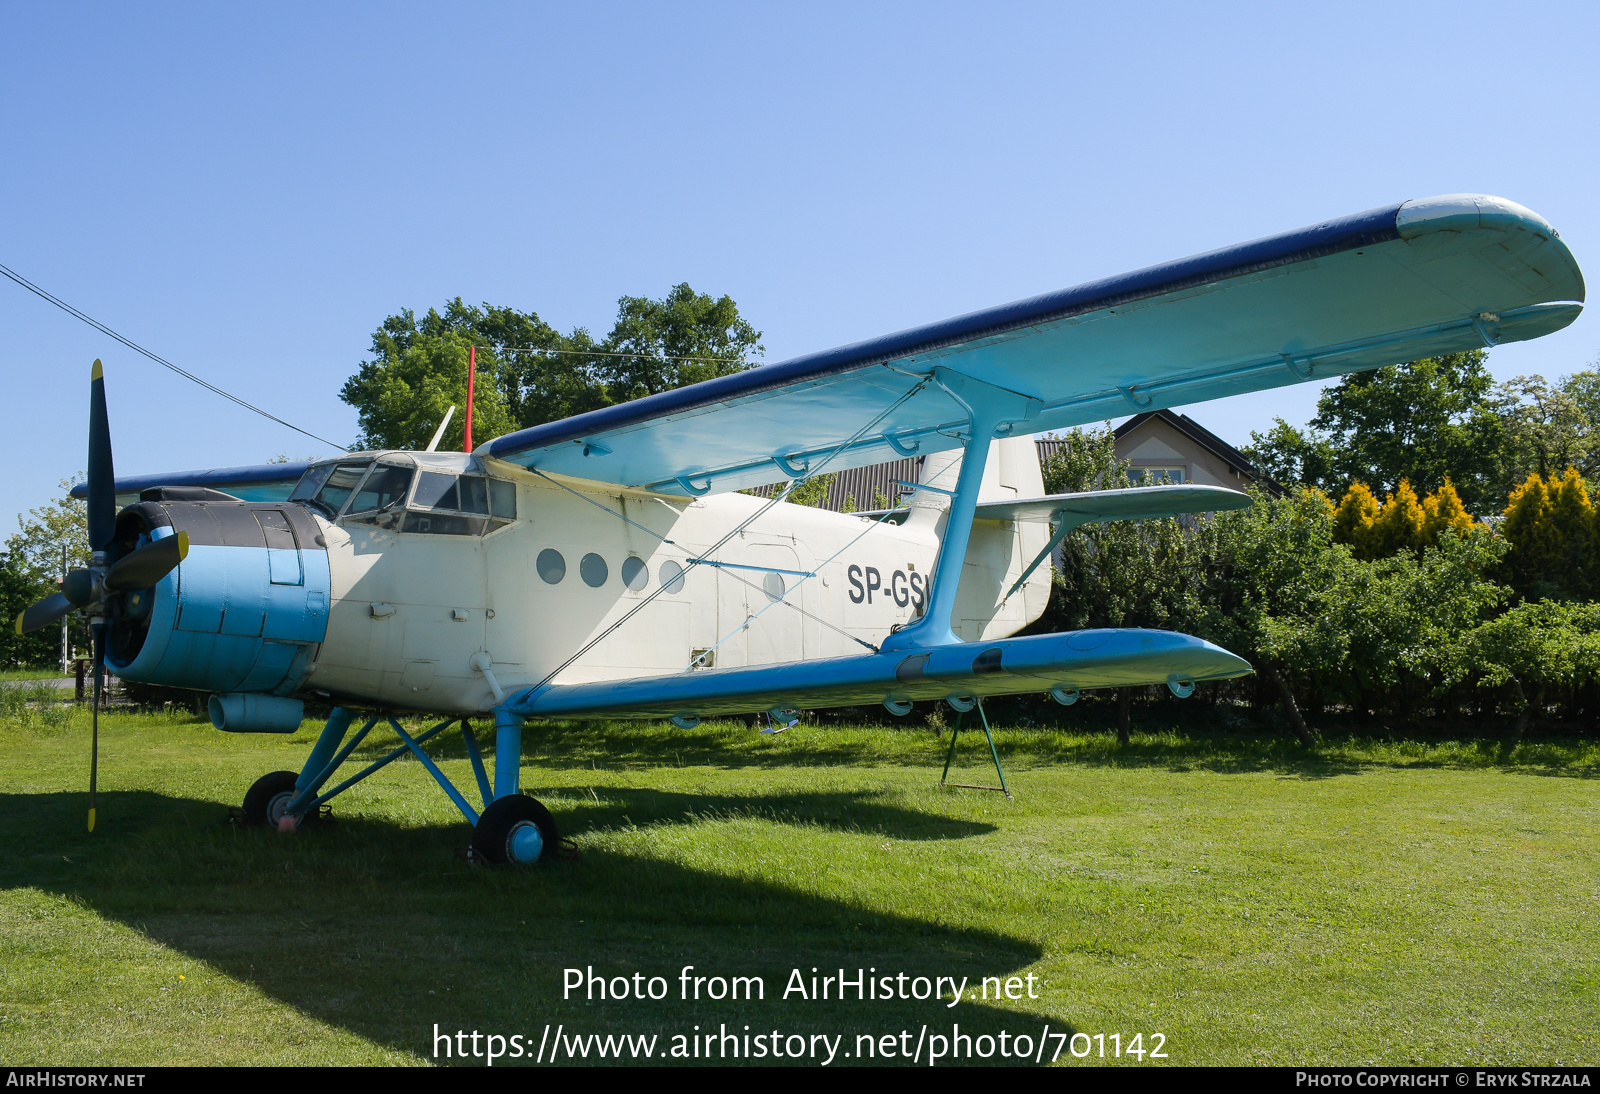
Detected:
left=18, top=195, right=1584, bottom=866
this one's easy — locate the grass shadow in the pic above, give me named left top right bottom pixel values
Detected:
left=523, top=785, right=999, bottom=842
left=1, top=788, right=1057, bottom=1064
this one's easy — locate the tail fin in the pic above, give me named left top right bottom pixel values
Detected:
left=906, top=437, right=1052, bottom=641
left=905, top=436, right=1043, bottom=530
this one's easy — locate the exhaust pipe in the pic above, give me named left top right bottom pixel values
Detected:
left=209, top=693, right=304, bottom=733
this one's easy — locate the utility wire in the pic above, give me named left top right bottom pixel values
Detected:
left=0, top=260, right=344, bottom=449
left=481, top=343, right=759, bottom=367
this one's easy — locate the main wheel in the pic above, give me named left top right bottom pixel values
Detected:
left=242, top=770, right=302, bottom=828
left=471, top=794, right=559, bottom=865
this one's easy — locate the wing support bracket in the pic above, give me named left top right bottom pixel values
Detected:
left=1280, top=353, right=1314, bottom=381
left=1119, top=385, right=1154, bottom=411
left=883, top=430, right=922, bottom=457
left=772, top=452, right=810, bottom=478
left=674, top=475, right=712, bottom=497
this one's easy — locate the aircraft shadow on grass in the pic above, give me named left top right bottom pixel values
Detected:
left=2, top=789, right=1071, bottom=1065
left=519, top=784, right=1000, bottom=841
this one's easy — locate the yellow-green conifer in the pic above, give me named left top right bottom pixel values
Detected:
left=1420, top=479, right=1476, bottom=545
left=1369, top=479, right=1426, bottom=557
left=1501, top=472, right=1555, bottom=596
left=1546, top=467, right=1595, bottom=597
left=1332, top=482, right=1381, bottom=558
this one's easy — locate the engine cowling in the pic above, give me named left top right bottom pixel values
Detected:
left=105, top=499, right=331, bottom=696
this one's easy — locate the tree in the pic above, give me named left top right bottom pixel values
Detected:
left=340, top=300, right=517, bottom=451
left=1240, top=419, right=1338, bottom=489
left=784, top=473, right=836, bottom=507
left=1468, top=601, right=1600, bottom=741
left=1038, top=428, right=1199, bottom=636
left=1, top=480, right=89, bottom=667
left=1367, top=480, right=1425, bottom=558
left=1331, top=482, right=1380, bottom=559
left=1491, top=372, right=1600, bottom=501
left=597, top=284, right=763, bottom=402
left=1194, top=486, right=1345, bottom=745
left=1498, top=468, right=1596, bottom=601
left=340, top=286, right=763, bottom=450
left=1242, top=352, right=1503, bottom=513
left=1332, top=479, right=1479, bottom=561
left=1420, top=480, right=1476, bottom=545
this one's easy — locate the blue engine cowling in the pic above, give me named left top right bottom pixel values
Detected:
left=105, top=499, right=331, bottom=695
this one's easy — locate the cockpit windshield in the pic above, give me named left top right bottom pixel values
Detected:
left=290, top=461, right=371, bottom=517
left=289, top=455, right=516, bottom=535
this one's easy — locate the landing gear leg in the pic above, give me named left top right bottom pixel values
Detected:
left=493, top=708, right=523, bottom=799
left=467, top=709, right=559, bottom=865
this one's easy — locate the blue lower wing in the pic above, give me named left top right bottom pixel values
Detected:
left=505, top=629, right=1252, bottom=721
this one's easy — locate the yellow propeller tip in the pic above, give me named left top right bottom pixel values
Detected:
left=87, top=807, right=96, bottom=833
left=176, top=530, right=190, bottom=558
left=91, top=359, right=103, bottom=381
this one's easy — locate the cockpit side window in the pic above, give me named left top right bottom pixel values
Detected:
left=490, top=479, right=516, bottom=519
left=398, top=473, right=516, bottom=536
left=412, top=471, right=458, bottom=511
left=458, top=476, right=490, bottom=515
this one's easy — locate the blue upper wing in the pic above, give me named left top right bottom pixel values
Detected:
left=481, top=194, right=1583, bottom=496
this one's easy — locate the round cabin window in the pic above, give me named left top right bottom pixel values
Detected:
left=763, top=570, right=785, bottom=602
left=580, top=552, right=609, bottom=588
left=536, top=549, right=566, bottom=585
left=621, top=556, right=648, bottom=591
left=659, top=560, right=686, bottom=594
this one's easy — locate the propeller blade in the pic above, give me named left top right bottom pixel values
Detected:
left=87, top=360, right=116, bottom=552
left=88, top=624, right=103, bottom=834
left=15, top=592, right=74, bottom=635
left=104, top=532, right=188, bottom=593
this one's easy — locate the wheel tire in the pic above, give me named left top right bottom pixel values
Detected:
left=471, top=794, right=559, bottom=865
left=242, top=770, right=303, bottom=829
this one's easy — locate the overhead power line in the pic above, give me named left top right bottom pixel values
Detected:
left=479, top=343, right=759, bottom=366
left=0, top=260, right=343, bottom=449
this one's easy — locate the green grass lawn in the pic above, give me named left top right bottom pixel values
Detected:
left=0, top=668, right=70, bottom=682
left=0, top=699, right=1596, bottom=1067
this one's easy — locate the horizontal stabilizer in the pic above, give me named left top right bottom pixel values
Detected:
left=973, top=483, right=1252, bottom=526
left=987, top=484, right=1254, bottom=602
left=505, top=629, right=1252, bottom=722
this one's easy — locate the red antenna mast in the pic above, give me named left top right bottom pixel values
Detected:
left=464, top=345, right=475, bottom=453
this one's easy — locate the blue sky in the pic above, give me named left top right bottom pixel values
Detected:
left=2, top=1, right=1595, bottom=524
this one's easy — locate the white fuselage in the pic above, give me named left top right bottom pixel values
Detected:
left=306, top=440, right=1051, bottom=715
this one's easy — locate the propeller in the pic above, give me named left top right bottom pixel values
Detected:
left=11, top=361, right=190, bottom=833
left=12, top=533, right=188, bottom=636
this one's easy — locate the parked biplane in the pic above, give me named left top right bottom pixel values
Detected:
left=18, top=195, right=1584, bottom=864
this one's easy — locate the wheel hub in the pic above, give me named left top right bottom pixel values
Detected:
left=507, top=820, right=543, bottom=864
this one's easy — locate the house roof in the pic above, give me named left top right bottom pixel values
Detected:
left=1113, top=408, right=1284, bottom=494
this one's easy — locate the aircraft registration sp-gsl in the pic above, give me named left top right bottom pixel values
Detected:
left=20, top=195, right=1585, bottom=864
